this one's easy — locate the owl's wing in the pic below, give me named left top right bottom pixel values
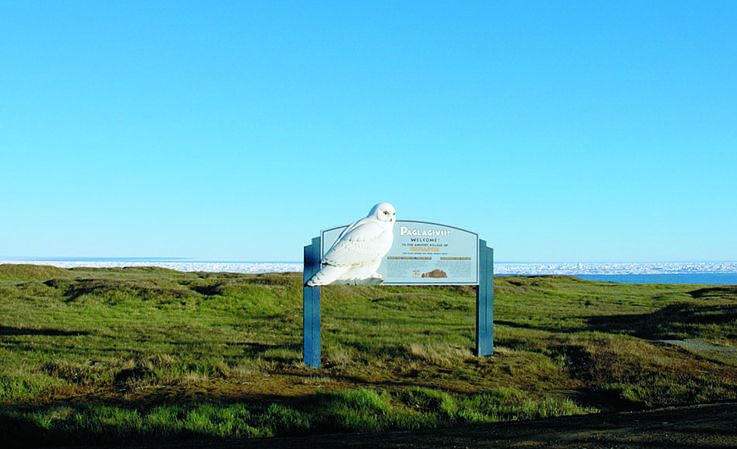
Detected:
left=324, top=219, right=390, bottom=266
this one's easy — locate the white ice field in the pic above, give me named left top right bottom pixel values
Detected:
left=2, top=260, right=736, bottom=276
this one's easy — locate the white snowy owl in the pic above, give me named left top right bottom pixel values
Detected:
left=306, top=202, right=396, bottom=286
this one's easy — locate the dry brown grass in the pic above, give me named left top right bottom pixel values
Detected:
left=407, top=342, right=473, bottom=368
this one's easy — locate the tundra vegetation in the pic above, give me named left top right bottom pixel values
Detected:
left=0, top=264, right=736, bottom=446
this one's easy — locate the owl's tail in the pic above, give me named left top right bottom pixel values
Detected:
left=306, top=264, right=347, bottom=286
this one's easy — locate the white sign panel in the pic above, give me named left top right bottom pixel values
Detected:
left=321, top=220, right=479, bottom=285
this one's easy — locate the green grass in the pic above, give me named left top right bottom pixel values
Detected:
left=1, top=264, right=736, bottom=446
left=2, top=387, right=591, bottom=446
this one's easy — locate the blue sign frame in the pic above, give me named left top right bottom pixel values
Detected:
left=303, top=223, right=494, bottom=368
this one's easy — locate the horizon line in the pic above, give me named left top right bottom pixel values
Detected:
left=2, top=257, right=737, bottom=265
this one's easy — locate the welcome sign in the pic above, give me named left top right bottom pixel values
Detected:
left=320, top=221, right=479, bottom=285
left=304, top=206, right=494, bottom=368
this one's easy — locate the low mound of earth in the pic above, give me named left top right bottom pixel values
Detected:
left=0, top=264, right=69, bottom=280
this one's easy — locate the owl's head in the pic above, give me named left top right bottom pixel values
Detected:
left=369, top=202, right=396, bottom=223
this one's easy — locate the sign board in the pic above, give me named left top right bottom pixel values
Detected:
left=320, top=220, right=479, bottom=285
left=303, top=209, right=494, bottom=369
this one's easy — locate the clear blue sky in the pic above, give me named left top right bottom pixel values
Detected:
left=1, top=0, right=735, bottom=262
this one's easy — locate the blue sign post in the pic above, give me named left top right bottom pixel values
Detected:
left=303, top=237, right=321, bottom=368
left=304, top=220, right=493, bottom=367
left=476, top=240, right=494, bottom=356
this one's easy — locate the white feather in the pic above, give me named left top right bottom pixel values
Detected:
left=305, top=264, right=348, bottom=286
left=306, top=202, right=396, bottom=286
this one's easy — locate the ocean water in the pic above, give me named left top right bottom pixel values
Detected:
left=497, top=261, right=737, bottom=285
left=576, top=273, right=737, bottom=285
left=1, top=258, right=736, bottom=285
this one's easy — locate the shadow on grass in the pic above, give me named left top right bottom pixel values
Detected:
left=0, top=326, right=90, bottom=337
left=689, top=286, right=737, bottom=299
left=0, top=386, right=597, bottom=449
left=585, top=303, right=737, bottom=340
left=495, top=319, right=581, bottom=334
left=0, top=410, right=227, bottom=449
left=492, top=292, right=737, bottom=339
left=286, top=370, right=480, bottom=395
